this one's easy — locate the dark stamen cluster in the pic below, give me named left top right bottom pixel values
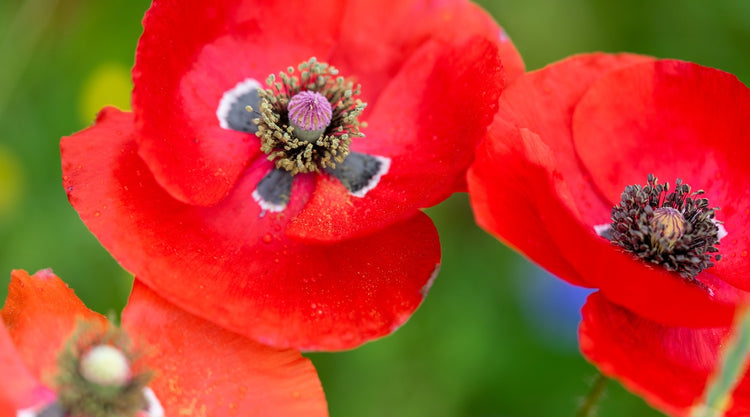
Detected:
left=54, top=321, right=153, bottom=417
left=252, top=57, right=367, bottom=175
left=609, top=174, right=721, bottom=279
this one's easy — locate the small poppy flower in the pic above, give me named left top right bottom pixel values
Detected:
left=579, top=292, right=750, bottom=417
left=0, top=269, right=327, bottom=417
left=468, top=53, right=750, bottom=329
left=62, top=0, right=524, bottom=350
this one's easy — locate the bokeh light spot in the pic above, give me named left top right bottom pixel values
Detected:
left=78, top=63, right=132, bottom=124
left=0, top=145, right=24, bottom=220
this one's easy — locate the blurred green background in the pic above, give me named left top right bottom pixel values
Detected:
left=1, top=1, right=748, bottom=416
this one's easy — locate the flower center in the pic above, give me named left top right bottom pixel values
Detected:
left=250, top=57, right=367, bottom=175
left=79, top=344, right=132, bottom=387
left=287, top=90, right=333, bottom=141
left=650, top=207, right=687, bottom=251
left=49, top=322, right=155, bottom=417
left=607, top=174, right=722, bottom=279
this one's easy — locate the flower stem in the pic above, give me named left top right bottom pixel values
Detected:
left=575, top=372, right=608, bottom=417
left=691, top=307, right=750, bottom=417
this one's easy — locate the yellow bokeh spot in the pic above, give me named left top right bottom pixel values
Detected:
left=78, top=63, right=132, bottom=125
left=0, top=145, right=23, bottom=220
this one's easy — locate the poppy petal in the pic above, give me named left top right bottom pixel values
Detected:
left=0, top=323, right=52, bottom=415
left=469, top=123, right=588, bottom=287
left=1, top=269, right=106, bottom=381
left=122, top=281, right=327, bottom=417
left=132, top=0, right=345, bottom=206
left=579, top=292, right=750, bottom=417
left=572, top=59, right=750, bottom=291
left=62, top=108, right=440, bottom=351
left=288, top=36, right=505, bottom=242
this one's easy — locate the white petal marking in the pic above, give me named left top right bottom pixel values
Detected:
left=216, top=78, right=261, bottom=130
left=350, top=155, right=391, bottom=198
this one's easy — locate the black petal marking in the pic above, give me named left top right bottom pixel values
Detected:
left=593, top=224, right=613, bottom=240
left=216, top=78, right=261, bottom=133
left=17, top=402, right=65, bottom=417
left=36, top=404, right=66, bottom=417
left=252, top=168, right=294, bottom=212
left=326, top=152, right=390, bottom=197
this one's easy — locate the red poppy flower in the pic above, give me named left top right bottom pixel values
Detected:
left=0, top=269, right=327, bottom=417
left=61, top=0, right=523, bottom=351
left=579, top=292, right=750, bottom=417
left=468, top=53, right=750, bottom=329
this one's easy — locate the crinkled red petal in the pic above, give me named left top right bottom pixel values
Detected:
left=1, top=269, right=106, bottom=381
left=580, top=292, right=750, bottom=417
left=123, top=281, right=328, bottom=417
left=331, top=0, right=523, bottom=195
left=573, top=59, right=750, bottom=291
left=288, top=36, right=505, bottom=242
left=330, top=0, right=523, bottom=109
left=132, top=0, right=345, bottom=206
left=469, top=53, right=740, bottom=327
left=469, top=124, right=588, bottom=287
left=469, top=53, right=653, bottom=286
left=62, top=108, right=440, bottom=351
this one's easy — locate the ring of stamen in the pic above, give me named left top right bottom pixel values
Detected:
left=55, top=322, right=153, bottom=417
left=250, top=57, right=367, bottom=175
left=608, top=174, right=722, bottom=279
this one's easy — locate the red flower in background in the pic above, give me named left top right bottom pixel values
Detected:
left=0, top=269, right=326, bottom=417
left=467, top=54, right=750, bottom=414
left=468, top=53, right=750, bottom=328
left=61, top=0, right=523, bottom=351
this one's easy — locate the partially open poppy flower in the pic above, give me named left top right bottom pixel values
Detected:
left=61, top=0, right=523, bottom=351
left=579, top=292, right=750, bottom=417
left=468, top=53, right=750, bottom=328
left=0, top=269, right=327, bottom=417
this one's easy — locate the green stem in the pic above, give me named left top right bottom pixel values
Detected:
left=575, top=372, right=608, bottom=417
left=691, top=307, right=750, bottom=417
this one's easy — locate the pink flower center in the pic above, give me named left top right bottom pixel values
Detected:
left=288, top=90, right=332, bottom=141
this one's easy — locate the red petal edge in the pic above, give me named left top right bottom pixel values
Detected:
left=580, top=292, right=750, bottom=417
left=62, top=108, right=441, bottom=351
left=469, top=53, right=656, bottom=288
left=1, top=269, right=105, bottom=381
left=123, top=281, right=328, bottom=417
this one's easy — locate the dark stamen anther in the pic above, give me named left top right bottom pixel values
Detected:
left=607, top=174, right=722, bottom=279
